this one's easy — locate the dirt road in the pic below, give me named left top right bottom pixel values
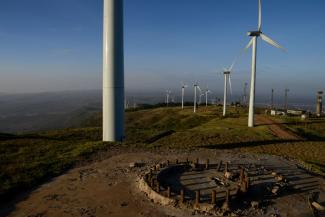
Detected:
left=256, top=115, right=301, bottom=140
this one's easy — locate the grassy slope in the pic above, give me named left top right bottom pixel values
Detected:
left=246, top=115, right=325, bottom=173
left=0, top=128, right=105, bottom=196
left=1, top=106, right=324, bottom=198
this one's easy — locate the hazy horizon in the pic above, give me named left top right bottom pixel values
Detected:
left=0, top=88, right=319, bottom=107
left=0, top=89, right=320, bottom=133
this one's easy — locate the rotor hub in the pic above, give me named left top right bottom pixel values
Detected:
left=247, top=31, right=261, bottom=37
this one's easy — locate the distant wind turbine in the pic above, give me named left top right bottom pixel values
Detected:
left=205, top=87, right=212, bottom=107
left=199, top=93, right=205, bottom=105
left=193, top=83, right=201, bottom=113
left=245, top=0, right=287, bottom=127
left=181, top=82, right=188, bottom=110
left=166, top=90, right=172, bottom=107
left=221, top=59, right=235, bottom=117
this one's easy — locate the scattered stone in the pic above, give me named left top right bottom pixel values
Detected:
left=225, top=171, right=233, bottom=179
left=212, top=177, right=227, bottom=186
left=129, top=162, right=143, bottom=168
left=272, top=186, right=280, bottom=195
left=129, top=162, right=137, bottom=168
left=251, top=201, right=259, bottom=209
left=311, top=202, right=325, bottom=211
left=275, top=175, right=284, bottom=182
left=271, top=171, right=277, bottom=176
left=221, top=202, right=229, bottom=211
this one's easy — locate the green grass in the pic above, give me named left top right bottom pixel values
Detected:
left=0, top=128, right=109, bottom=196
left=257, top=115, right=325, bottom=174
left=270, top=115, right=325, bottom=139
left=1, top=106, right=324, bottom=198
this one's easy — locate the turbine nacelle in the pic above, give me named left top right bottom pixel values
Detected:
left=223, top=71, right=231, bottom=75
left=181, top=81, right=188, bottom=89
left=247, top=31, right=261, bottom=37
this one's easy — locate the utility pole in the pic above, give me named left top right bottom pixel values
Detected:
left=243, top=82, right=248, bottom=106
left=284, top=88, right=289, bottom=111
left=316, top=91, right=323, bottom=117
left=271, top=89, right=274, bottom=109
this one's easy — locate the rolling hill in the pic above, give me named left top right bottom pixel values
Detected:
left=1, top=106, right=324, bottom=202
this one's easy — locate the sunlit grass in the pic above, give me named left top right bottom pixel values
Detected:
left=1, top=105, right=324, bottom=198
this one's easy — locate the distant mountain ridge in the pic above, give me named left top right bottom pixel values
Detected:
left=0, top=89, right=318, bottom=133
left=0, top=90, right=101, bottom=133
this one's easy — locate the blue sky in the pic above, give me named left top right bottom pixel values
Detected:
left=0, top=0, right=324, bottom=100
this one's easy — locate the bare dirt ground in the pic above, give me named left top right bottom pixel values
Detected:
left=1, top=148, right=324, bottom=217
left=256, top=115, right=301, bottom=140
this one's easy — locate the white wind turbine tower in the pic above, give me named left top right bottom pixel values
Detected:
left=205, top=87, right=212, bottom=107
left=221, top=63, right=234, bottom=117
left=103, top=0, right=124, bottom=142
left=181, top=82, right=188, bottom=109
left=193, top=83, right=201, bottom=113
left=245, top=0, right=286, bottom=127
left=199, top=92, right=205, bottom=105
left=165, top=90, right=172, bottom=107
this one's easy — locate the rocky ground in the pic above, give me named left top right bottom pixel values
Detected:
left=1, top=148, right=324, bottom=217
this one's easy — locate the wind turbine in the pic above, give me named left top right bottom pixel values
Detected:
left=245, top=0, right=287, bottom=127
left=193, top=83, right=201, bottom=113
left=166, top=90, right=172, bottom=107
left=205, top=87, right=212, bottom=107
left=181, top=82, right=188, bottom=109
left=199, top=93, right=205, bottom=105
left=220, top=60, right=235, bottom=117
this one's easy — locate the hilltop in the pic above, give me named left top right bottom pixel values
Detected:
left=1, top=106, right=325, bottom=203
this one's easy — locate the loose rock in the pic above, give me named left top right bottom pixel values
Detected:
left=251, top=201, right=259, bottom=209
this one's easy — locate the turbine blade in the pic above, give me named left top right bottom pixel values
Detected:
left=228, top=58, right=237, bottom=72
left=197, top=86, right=202, bottom=92
left=244, top=38, right=254, bottom=52
left=258, top=0, right=262, bottom=31
left=260, top=33, right=287, bottom=52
